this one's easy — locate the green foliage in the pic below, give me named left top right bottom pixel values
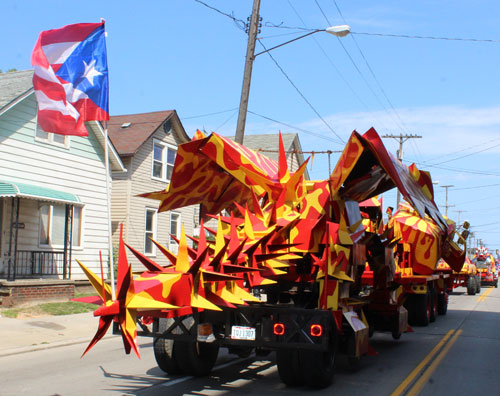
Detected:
left=38, top=301, right=96, bottom=316
left=1, top=309, right=19, bottom=318
left=0, top=301, right=96, bottom=318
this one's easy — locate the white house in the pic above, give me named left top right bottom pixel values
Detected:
left=0, top=70, right=125, bottom=291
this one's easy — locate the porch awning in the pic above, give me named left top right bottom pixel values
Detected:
left=0, top=180, right=82, bottom=206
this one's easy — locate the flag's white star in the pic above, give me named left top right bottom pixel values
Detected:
left=82, top=59, right=102, bottom=86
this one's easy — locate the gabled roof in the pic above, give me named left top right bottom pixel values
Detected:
left=0, top=70, right=125, bottom=172
left=230, top=133, right=297, bottom=160
left=0, top=70, right=34, bottom=111
left=108, top=111, right=190, bottom=156
left=226, top=133, right=308, bottom=176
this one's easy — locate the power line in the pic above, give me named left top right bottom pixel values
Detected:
left=421, top=136, right=500, bottom=165
left=313, top=1, right=406, bottom=134
left=193, top=0, right=246, bottom=31
left=429, top=141, right=500, bottom=166
left=332, top=0, right=410, bottom=134
left=351, top=31, right=500, bottom=44
left=214, top=109, right=238, bottom=131
left=256, top=39, right=345, bottom=143
left=247, top=110, right=343, bottom=144
left=263, top=23, right=500, bottom=44
left=403, top=159, right=500, bottom=177
left=285, top=1, right=393, bottom=134
left=182, top=107, right=239, bottom=120
left=452, top=183, right=500, bottom=191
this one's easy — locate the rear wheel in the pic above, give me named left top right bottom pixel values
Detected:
left=437, top=293, right=448, bottom=315
left=467, top=277, right=476, bottom=295
left=299, top=331, right=337, bottom=388
left=414, top=292, right=430, bottom=326
left=276, top=349, right=305, bottom=387
left=429, top=285, right=437, bottom=323
left=404, top=295, right=416, bottom=326
left=174, top=340, right=219, bottom=377
left=475, top=276, right=481, bottom=293
left=153, top=318, right=182, bottom=375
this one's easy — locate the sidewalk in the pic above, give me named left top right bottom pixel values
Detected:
left=0, top=311, right=115, bottom=357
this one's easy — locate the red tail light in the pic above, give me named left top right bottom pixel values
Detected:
left=273, top=323, right=285, bottom=336
left=310, top=324, right=323, bottom=337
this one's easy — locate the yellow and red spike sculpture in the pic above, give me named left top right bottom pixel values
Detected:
left=79, top=128, right=466, bottom=357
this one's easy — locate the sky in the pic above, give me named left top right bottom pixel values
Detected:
left=2, top=0, right=500, bottom=251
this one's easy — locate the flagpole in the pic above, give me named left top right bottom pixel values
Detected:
left=104, top=120, right=116, bottom=300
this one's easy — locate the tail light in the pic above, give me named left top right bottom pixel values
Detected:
left=273, top=323, right=285, bottom=336
left=310, top=324, right=323, bottom=337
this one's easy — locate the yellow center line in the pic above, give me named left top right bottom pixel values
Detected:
left=477, top=287, right=493, bottom=302
left=406, top=329, right=462, bottom=396
left=390, top=329, right=455, bottom=396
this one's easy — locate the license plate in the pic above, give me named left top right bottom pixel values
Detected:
left=231, top=325, right=256, bottom=340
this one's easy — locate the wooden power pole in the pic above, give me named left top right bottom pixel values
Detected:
left=235, top=0, right=261, bottom=144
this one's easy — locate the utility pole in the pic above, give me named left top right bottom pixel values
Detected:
left=454, top=210, right=466, bottom=228
left=440, top=184, right=454, bottom=217
left=235, top=0, right=261, bottom=144
left=381, top=133, right=422, bottom=207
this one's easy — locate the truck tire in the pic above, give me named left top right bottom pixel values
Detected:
left=429, top=285, right=437, bottom=323
left=437, top=293, right=448, bottom=315
left=276, top=349, right=305, bottom=387
left=153, top=318, right=182, bottom=375
left=475, top=276, right=481, bottom=293
left=414, top=293, right=430, bottom=326
left=174, top=340, right=219, bottom=377
left=299, top=332, right=337, bottom=388
left=404, top=295, right=416, bottom=326
left=466, top=277, right=476, bottom=295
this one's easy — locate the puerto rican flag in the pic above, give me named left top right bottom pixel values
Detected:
left=31, top=22, right=109, bottom=136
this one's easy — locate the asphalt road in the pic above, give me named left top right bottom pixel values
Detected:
left=0, top=286, right=499, bottom=396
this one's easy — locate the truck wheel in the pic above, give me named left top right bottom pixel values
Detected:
left=475, top=276, right=481, bottom=293
left=429, top=286, right=437, bottom=323
left=174, top=340, right=219, bottom=377
left=414, top=293, right=430, bottom=326
left=153, top=318, right=182, bottom=375
left=300, top=332, right=337, bottom=388
left=466, top=277, right=476, bottom=295
left=404, top=295, right=416, bottom=326
left=437, top=293, right=448, bottom=315
left=276, top=349, right=305, bottom=387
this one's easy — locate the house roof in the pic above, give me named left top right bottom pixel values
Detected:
left=226, top=133, right=309, bottom=178
left=0, top=70, right=34, bottom=111
left=228, top=133, right=296, bottom=159
left=108, top=111, right=190, bottom=156
left=0, top=70, right=125, bottom=172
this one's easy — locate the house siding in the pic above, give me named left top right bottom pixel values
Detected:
left=0, top=95, right=112, bottom=280
left=112, top=125, right=196, bottom=272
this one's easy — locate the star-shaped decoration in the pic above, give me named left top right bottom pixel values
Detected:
left=82, top=59, right=102, bottom=86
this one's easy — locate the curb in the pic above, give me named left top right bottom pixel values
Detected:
left=0, top=334, right=118, bottom=358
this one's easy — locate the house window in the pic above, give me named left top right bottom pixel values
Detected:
left=169, top=212, right=181, bottom=254
left=39, top=204, right=83, bottom=248
left=35, top=123, right=70, bottom=149
left=145, top=208, right=157, bottom=255
left=152, top=140, right=176, bottom=182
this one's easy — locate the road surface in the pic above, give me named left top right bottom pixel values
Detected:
left=0, top=286, right=498, bottom=395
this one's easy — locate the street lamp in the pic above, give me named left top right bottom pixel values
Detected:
left=234, top=0, right=351, bottom=144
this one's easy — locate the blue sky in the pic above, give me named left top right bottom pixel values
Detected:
left=2, top=0, right=500, bottom=251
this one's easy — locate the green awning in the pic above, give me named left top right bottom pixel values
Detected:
left=0, top=180, right=82, bottom=205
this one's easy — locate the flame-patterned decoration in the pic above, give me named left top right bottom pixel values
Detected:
left=78, top=128, right=465, bottom=356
